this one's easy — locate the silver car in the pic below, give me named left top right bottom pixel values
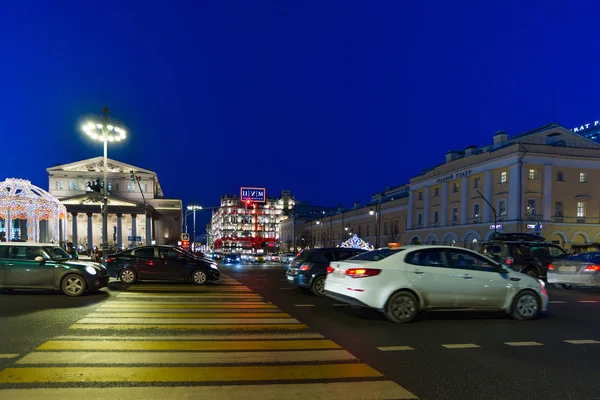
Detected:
left=548, top=252, right=600, bottom=289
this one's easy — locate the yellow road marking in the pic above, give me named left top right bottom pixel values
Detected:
left=69, top=323, right=309, bottom=330
left=99, top=303, right=276, bottom=309
left=377, top=346, right=415, bottom=351
left=86, top=312, right=291, bottom=318
left=37, top=339, right=340, bottom=351
left=0, top=363, right=382, bottom=383
left=54, top=333, right=326, bottom=340
left=564, top=339, right=600, bottom=344
left=442, top=343, right=480, bottom=349
left=504, top=341, right=543, bottom=347
left=117, top=293, right=262, bottom=298
left=75, top=317, right=300, bottom=324
left=126, top=287, right=251, bottom=292
left=0, top=354, right=19, bottom=359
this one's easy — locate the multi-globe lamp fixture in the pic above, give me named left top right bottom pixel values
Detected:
left=81, top=106, right=127, bottom=251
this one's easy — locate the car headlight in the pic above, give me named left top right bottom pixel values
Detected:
left=210, top=263, right=218, bottom=269
left=538, top=279, right=545, bottom=289
left=85, top=266, right=97, bottom=275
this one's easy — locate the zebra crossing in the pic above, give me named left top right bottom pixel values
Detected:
left=0, top=274, right=417, bottom=399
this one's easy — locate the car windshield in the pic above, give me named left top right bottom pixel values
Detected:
left=44, top=246, right=72, bottom=261
left=350, top=248, right=405, bottom=261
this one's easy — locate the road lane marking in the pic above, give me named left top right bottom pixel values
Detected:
left=94, top=308, right=284, bottom=313
left=578, top=300, right=599, bottom=303
left=126, top=286, right=250, bottom=291
left=69, top=324, right=310, bottom=330
left=98, top=302, right=276, bottom=308
left=117, top=293, right=262, bottom=298
left=85, top=312, right=292, bottom=318
left=0, top=381, right=417, bottom=399
left=564, top=339, right=600, bottom=344
left=377, top=346, right=415, bottom=351
left=37, top=339, right=340, bottom=351
left=549, top=300, right=566, bottom=304
left=74, top=317, right=301, bottom=325
left=504, top=342, right=543, bottom=347
left=442, top=344, right=480, bottom=349
left=333, top=304, right=349, bottom=307
left=54, top=333, right=326, bottom=340
left=0, top=363, right=383, bottom=383
left=0, top=354, right=19, bottom=359
left=294, top=304, right=315, bottom=307
left=18, top=349, right=357, bottom=365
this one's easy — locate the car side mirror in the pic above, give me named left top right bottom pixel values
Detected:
left=34, top=256, right=46, bottom=264
left=497, top=264, right=508, bottom=273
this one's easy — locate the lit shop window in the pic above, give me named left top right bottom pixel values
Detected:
left=579, top=172, right=587, bottom=183
left=528, top=169, right=537, bottom=180
left=577, top=201, right=586, bottom=218
left=500, top=171, right=507, bottom=183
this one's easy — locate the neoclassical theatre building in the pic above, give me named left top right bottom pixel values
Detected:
left=47, top=157, right=182, bottom=250
left=282, top=123, right=600, bottom=252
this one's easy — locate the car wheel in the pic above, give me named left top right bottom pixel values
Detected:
left=511, top=290, right=540, bottom=320
left=385, top=291, right=419, bottom=323
left=191, top=269, right=207, bottom=285
left=119, top=268, right=137, bottom=284
left=61, top=274, right=87, bottom=297
left=522, top=267, right=539, bottom=278
left=311, top=276, right=326, bottom=296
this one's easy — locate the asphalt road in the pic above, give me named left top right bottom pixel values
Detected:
left=0, top=261, right=598, bottom=400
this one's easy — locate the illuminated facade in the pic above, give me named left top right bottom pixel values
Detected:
left=209, top=190, right=295, bottom=252
left=47, top=157, right=182, bottom=250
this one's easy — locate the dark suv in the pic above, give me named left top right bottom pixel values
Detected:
left=286, top=248, right=367, bottom=295
left=480, top=233, right=567, bottom=279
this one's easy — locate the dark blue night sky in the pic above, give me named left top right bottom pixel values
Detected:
left=2, top=1, right=599, bottom=229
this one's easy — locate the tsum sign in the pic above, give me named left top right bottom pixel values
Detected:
left=436, top=169, right=472, bottom=183
left=572, top=121, right=600, bottom=133
left=240, top=187, right=266, bottom=203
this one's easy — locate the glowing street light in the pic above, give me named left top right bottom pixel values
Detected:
left=81, top=106, right=127, bottom=251
left=187, top=205, right=203, bottom=250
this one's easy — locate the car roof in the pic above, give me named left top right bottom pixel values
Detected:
left=0, top=242, right=58, bottom=247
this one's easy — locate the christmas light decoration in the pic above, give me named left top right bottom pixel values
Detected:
left=340, top=234, right=374, bottom=250
left=0, top=178, right=66, bottom=242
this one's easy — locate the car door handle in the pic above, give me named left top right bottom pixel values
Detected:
left=412, top=271, right=424, bottom=274
left=462, top=275, right=473, bottom=279
left=510, top=277, right=521, bottom=281
left=5, top=264, right=13, bottom=266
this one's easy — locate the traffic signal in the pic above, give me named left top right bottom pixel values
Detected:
left=181, top=240, right=190, bottom=248
left=245, top=199, right=252, bottom=206
left=130, top=170, right=135, bottom=182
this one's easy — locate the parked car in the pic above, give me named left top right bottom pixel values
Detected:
left=253, top=254, right=265, bottom=263
left=286, top=247, right=367, bottom=295
left=224, top=254, right=241, bottom=264
left=479, top=233, right=567, bottom=279
left=280, top=253, right=295, bottom=263
left=104, top=245, right=220, bottom=284
left=324, top=245, right=548, bottom=323
left=0, top=243, right=108, bottom=296
left=548, top=251, right=600, bottom=289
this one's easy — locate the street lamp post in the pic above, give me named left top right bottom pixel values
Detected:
left=369, top=204, right=381, bottom=248
left=187, top=205, right=203, bottom=250
left=82, top=106, right=126, bottom=251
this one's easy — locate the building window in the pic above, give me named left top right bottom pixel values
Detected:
left=115, top=183, right=119, bottom=191
left=418, top=192, right=423, bottom=201
left=452, top=183, right=459, bottom=193
left=579, top=172, right=587, bottom=183
left=498, top=200, right=507, bottom=216
left=55, top=181, right=58, bottom=190
left=108, top=182, right=112, bottom=192
left=500, top=171, right=507, bottom=183
left=417, top=213, right=422, bottom=226
left=473, top=177, right=481, bottom=188
left=555, top=202, right=563, bottom=217
left=393, top=220, right=399, bottom=234
left=59, top=181, right=63, bottom=190
left=473, top=204, right=480, bottom=222
left=452, top=208, right=458, bottom=223
left=68, top=181, right=73, bottom=190
left=528, top=169, right=537, bottom=180
left=556, top=171, right=564, bottom=182
left=73, top=181, right=77, bottom=190
left=526, top=199, right=537, bottom=216
left=433, top=210, right=439, bottom=224
left=434, top=187, right=440, bottom=197
left=577, top=201, right=586, bottom=218
left=384, top=222, right=389, bottom=234
left=366, top=225, right=370, bottom=237
left=128, top=183, right=136, bottom=192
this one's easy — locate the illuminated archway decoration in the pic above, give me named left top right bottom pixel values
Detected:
left=340, top=234, right=374, bottom=250
left=0, top=178, right=67, bottom=242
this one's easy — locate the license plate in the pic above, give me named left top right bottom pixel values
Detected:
left=287, top=275, right=294, bottom=282
left=559, top=266, right=576, bottom=273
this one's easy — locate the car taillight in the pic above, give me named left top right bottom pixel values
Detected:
left=346, top=268, right=381, bottom=278
left=299, top=264, right=310, bottom=271
left=583, top=264, right=600, bottom=272
left=326, top=265, right=334, bottom=274
left=506, top=257, right=514, bottom=265
left=105, top=257, right=116, bottom=263
left=548, top=264, right=554, bottom=271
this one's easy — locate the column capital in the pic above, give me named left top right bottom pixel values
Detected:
left=116, top=213, right=123, bottom=218
left=71, top=212, right=78, bottom=216
left=86, top=212, right=94, bottom=217
left=131, top=214, right=137, bottom=218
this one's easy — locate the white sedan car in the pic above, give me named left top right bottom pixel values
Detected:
left=548, top=251, right=600, bottom=289
left=324, top=245, right=548, bottom=323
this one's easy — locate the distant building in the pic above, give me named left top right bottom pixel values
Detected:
left=209, top=190, right=295, bottom=253
left=47, top=157, right=182, bottom=250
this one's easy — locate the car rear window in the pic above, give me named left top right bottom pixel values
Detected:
left=293, top=250, right=329, bottom=263
left=350, top=248, right=405, bottom=261
left=133, top=248, right=154, bottom=258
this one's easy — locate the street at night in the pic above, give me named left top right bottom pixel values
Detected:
left=0, top=262, right=599, bottom=399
